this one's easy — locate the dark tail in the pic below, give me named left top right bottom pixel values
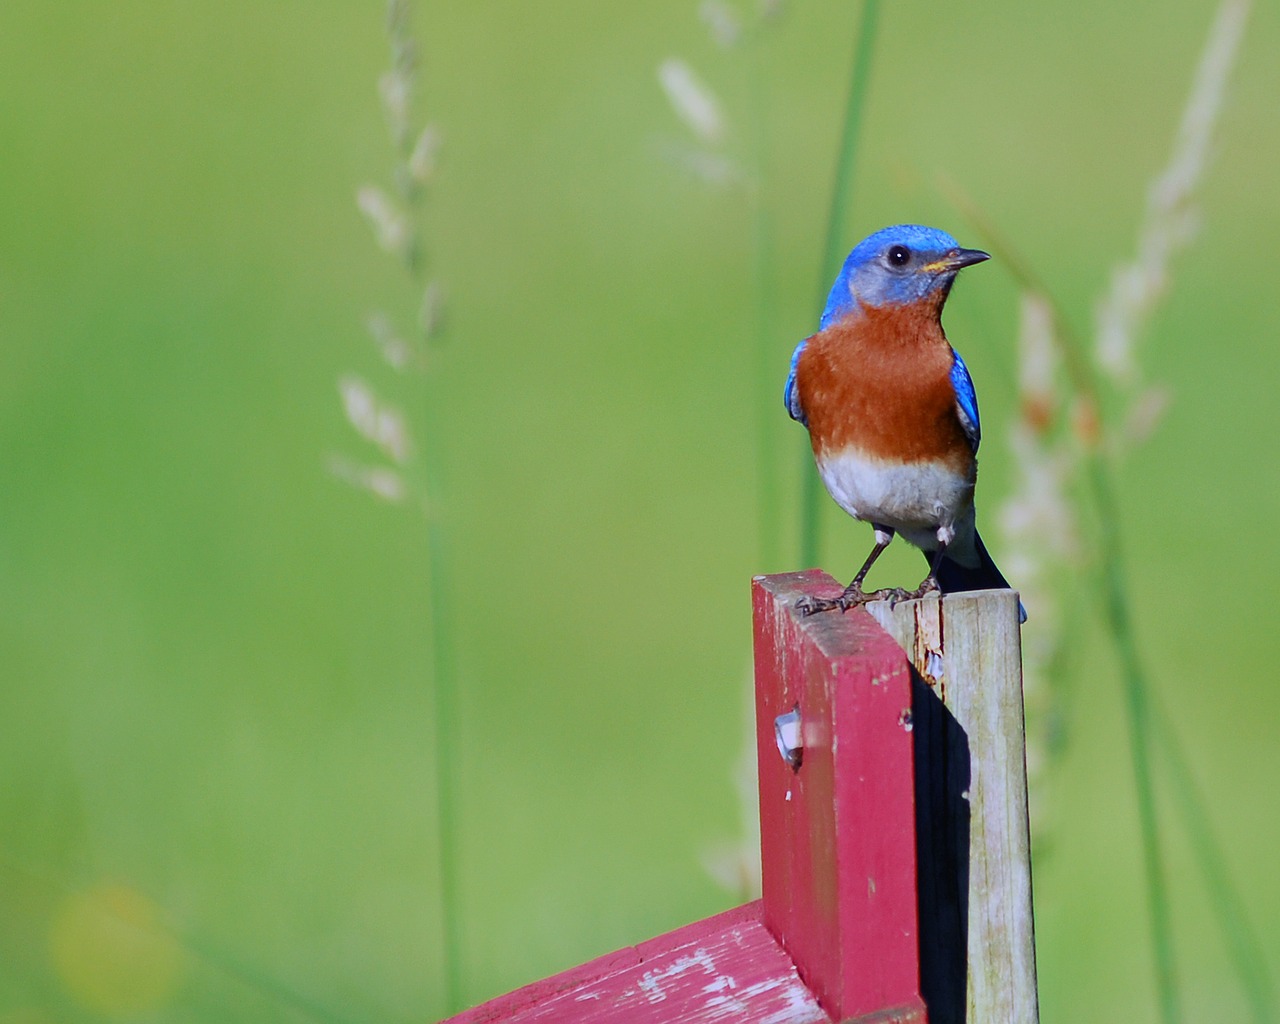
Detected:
left=929, top=531, right=1027, bottom=621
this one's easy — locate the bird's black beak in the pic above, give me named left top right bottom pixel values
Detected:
left=920, top=247, right=991, bottom=274
left=948, top=247, right=991, bottom=270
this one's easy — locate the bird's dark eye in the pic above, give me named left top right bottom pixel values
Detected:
left=887, top=245, right=911, bottom=267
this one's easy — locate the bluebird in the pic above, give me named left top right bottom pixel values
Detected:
left=785, top=224, right=1024, bottom=620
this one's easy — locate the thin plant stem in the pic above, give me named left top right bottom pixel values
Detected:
left=744, top=26, right=782, bottom=571
left=936, top=176, right=1102, bottom=403
left=997, top=235, right=1270, bottom=1017
left=800, top=0, right=880, bottom=569
left=420, top=411, right=464, bottom=1014
left=371, top=2, right=464, bottom=1009
left=1152, top=703, right=1278, bottom=1023
left=1087, top=459, right=1180, bottom=1024
left=941, top=185, right=1184, bottom=1021
left=397, top=167, right=464, bottom=1018
left=175, top=934, right=362, bottom=1024
left=944, top=2, right=1255, bottom=1011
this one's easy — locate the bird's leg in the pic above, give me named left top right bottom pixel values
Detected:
left=885, top=527, right=953, bottom=606
left=798, top=527, right=894, bottom=615
left=842, top=528, right=897, bottom=603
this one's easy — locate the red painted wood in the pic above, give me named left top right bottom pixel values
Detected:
left=440, top=901, right=832, bottom=1024
left=752, top=571, right=925, bottom=1024
left=438, top=571, right=929, bottom=1024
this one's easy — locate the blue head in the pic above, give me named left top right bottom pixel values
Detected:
left=819, top=224, right=990, bottom=329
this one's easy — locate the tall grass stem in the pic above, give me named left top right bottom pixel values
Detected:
left=800, top=0, right=880, bottom=569
left=420, top=407, right=464, bottom=1014
left=364, top=2, right=464, bottom=1011
left=1152, top=704, right=1277, bottom=1023
left=744, top=28, right=782, bottom=570
left=1087, top=460, right=1180, bottom=1024
left=947, top=186, right=1184, bottom=1024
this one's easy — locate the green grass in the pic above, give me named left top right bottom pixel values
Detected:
left=1, top=2, right=1278, bottom=1022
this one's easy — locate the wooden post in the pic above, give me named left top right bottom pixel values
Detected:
left=865, top=589, right=1039, bottom=1024
left=752, top=571, right=927, bottom=1024
left=438, top=572, right=1036, bottom=1024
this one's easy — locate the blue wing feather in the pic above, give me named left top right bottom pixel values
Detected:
left=785, top=340, right=808, bottom=426
left=950, top=349, right=980, bottom=451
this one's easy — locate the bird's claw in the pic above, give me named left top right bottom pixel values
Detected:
left=796, top=595, right=847, bottom=616
left=875, top=587, right=912, bottom=609
left=880, top=577, right=941, bottom=608
left=797, top=586, right=870, bottom=616
left=798, top=575, right=941, bottom=616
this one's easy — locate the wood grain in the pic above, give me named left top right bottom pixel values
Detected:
left=867, top=589, right=1039, bottom=1024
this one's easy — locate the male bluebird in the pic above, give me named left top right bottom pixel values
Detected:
left=785, top=224, right=1023, bottom=619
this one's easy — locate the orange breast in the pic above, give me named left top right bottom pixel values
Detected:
left=796, top=300, right=973, bottom=473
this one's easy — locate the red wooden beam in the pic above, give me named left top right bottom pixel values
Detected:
left=752, top=570, right=925, bottom=1024
left=438, top=570, right=928, bottom=1023
left=441, top=902, right=831, bottom=1023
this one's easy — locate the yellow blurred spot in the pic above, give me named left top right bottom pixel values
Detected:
left=49, top=883, right=185, bottom=1015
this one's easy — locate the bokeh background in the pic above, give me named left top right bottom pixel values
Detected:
left=2, top=1, right=1277, bottom=1021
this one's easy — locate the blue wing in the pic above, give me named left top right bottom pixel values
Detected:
left=950, top=349, right=980, bottom=451
left=784, top=339, right=808, bottom=426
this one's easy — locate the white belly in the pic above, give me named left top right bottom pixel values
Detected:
left=816, top=447, right=975, bottom=543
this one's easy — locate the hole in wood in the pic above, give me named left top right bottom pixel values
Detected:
left=774, top=706, right=802, bottom=770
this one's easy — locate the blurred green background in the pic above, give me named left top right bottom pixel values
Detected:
left=2, top=1, right=1277, bottom=1021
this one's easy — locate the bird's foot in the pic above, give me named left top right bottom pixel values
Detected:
left=796, top=584, right=873, bottom=616
left=915, top=575, right=942, bottom=597
left=796, top=594, right=846, bottom=616
left=798, top=576, right=942, bottom=616
left=863, top=586, right=909, bottom=608
left=875, top=576, right=941, bottom=609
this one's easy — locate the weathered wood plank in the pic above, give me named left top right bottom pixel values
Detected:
left=751, top=571, right=926, bottom=1024
left=866, top=589, right=1039, bottom=1024
left=442, top=902, right=832, bottom=1024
